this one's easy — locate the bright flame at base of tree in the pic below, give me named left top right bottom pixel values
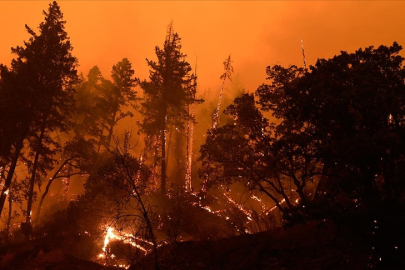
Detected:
left=185, top=103, right=195, bottom=191
left=99, top=226, right=152, bottom=268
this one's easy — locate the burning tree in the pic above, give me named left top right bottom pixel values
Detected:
left=201, top=43, right=405, bottom=265
left=184, top=71, right=198, bottom=191
left=199, top=93, right=314, bottom=222
left=139, top=23, right=196, bottom=195
left=200, top=55, right=234, bottom=195
left=88, top=133, right=160, bottom=268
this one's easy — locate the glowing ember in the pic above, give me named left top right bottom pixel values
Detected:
left=185, top=102, right=195, bottom=191
left=223, top=191, right=253, bottom=221
left=135, top=154, right=143, bottom=187
left=201, top=55, right=234, bottom=194
left=213, top=55, right=233, bottom=130
left=100, top=226, right=150, bottom=267
left=266, top=199, right=286, bottom=215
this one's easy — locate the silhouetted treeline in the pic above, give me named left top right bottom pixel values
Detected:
left=201, top=42, right=405, bottom=267
left=1, top=1, right=405, bottom=269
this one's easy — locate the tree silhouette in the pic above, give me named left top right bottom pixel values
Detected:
left=0, top=1, right=79, bottom=223
left=105, top=58, right=137, bottom=148
left=256, top=43, right=405, bottom=263
left=139, top=23, right=194, bottom=195
left=257, top=43, right=405, bottom=209
left=202, top=43, right=405, bottom=230
left=200, top=93, right=311, bottom=219
left=73, top=66, right=108, bottom=147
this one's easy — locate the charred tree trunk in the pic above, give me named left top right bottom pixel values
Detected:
left=97, top=119, right=109, bottom=153
left=161, top=123, right=167, bottom=196
left=106, top=106, right=118, bottom=149
left=5, top=194, right=12, bottom=242
left=26, top=126, right=46, bottom=224
left=150, top=136, right=160, bottom=191
left=36, top=157, right=75, bottom=220
left=201, top=55, right=233, bottom=194
left=165, top=126, right=173, bottom=169
left=0, top=137, right=24, bottom=216
left=185, top=102, right=195, bottom=191
left=116, top=139, right=160, bottom=270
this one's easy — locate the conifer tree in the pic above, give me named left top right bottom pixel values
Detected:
left=139, top=24, right=195, bottom=195
left=0, top=1, right=79, bottom=222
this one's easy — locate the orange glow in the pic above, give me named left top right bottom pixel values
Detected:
left=101, top=226, right=150, bottom=265
left=185, top=102, right=195, bottom=191
left=1, top=2, right=404, bottom=95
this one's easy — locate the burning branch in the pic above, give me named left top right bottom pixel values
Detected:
left=213, top=55, right=234, bottom=130
left=105, top=133, right=160, bottom=270
left=36, top=155, right=86, bottom=220
left=201, top=55, right=234, bottom=196
left=100, top=226, right=151, bottom=268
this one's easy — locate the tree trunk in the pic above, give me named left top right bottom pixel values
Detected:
left=26, top=127, right=46, bottom=224
left=97, top=119, right=108, bottom=153
left=0, top=138, right=24, bottom=216
left=5, top=194, right=12, bottom=242
left=165, top=126, right=173, bottom=169
left=36, top=158, right=71, bottom=220
left=150, top=136, right=159, bottom=191
left=160, top=96, right=168, bottom=195
left=106, top=108, right=118, bottom=149
left=185, top=103, right=195, bottom=191
left=161, top=125, right=167, bottom=195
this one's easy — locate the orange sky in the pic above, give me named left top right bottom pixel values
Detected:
left=1, top=1, right=404, bottom=94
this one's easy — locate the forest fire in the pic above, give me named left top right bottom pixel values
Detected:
left=1, top=1, right=405, bottom=269
left=223, top=191, right=253, bottom=221
left=266, top=199, right=286, bottom=215
left=185, top=102, right=195, bottom=191
left=100, top=226, right=150, bottom=267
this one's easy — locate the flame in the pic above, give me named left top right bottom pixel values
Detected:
left=201, top=56, right=233, bottom=195
left=266, top=198, right=286, bottom=215
left=150, top=136, right=159, bottom=191
left=62, top=177, right=70, bottom=197
left=185, top=102, right=195, bottom=191
left=212, top=56, right=232, bottom=130
left=134, top=154, right=143, bottom=187
left=251, top=195, right=261, bottom=202
left=223, top=191, right=253, bottom=221
left=100, top=226, right=150, bottom=267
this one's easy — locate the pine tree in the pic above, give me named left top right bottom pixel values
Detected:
left=105, top=58, right=137, bottom=147
left=139, top=24, right=194, bottom=195
left=0, top=1, right=79, bottom=222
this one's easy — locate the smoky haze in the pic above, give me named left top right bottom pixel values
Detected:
left=1, top=3, right=405, bottom=270
left=1, top=1, right=404, bottom=93
left=1, top=0, right=404, bottom=224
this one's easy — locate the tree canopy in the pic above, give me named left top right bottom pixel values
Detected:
left=202, top=43, right=405, bottom=225
left=0, top=1, right=79, bottom=221
left=139, top=24, right=195, bottom=195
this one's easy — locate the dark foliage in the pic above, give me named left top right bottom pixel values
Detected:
left=201, top=42, right=405, bottom=266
